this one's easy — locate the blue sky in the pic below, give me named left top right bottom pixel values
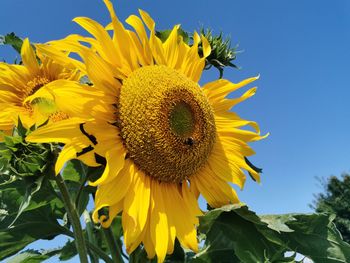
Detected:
left=1, top=0, right=350, bottom=260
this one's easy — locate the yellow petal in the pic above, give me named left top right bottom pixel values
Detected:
left=73, top=16, right=120, bottom=65
left=225, top=127, right=268, bottom=141
left=208, top=153, right=246, bottom=189
left=81, top=50, right=123, bottom=95
left=25, top=79, right=105, bottom=120
left=21, top=38, right=40, bottom=75
left=103, top=0, right=137, bottom=71
left=163, top=25, right=180, bottom=68
left=143, top=218, right=156, bottom=259
left=123, top=171, right=151, bottom=253
left=26, top=117, right=86, bottom=144
left=89, top=144, right=126, bottom=186
left=193, top=168, right=239, bottom=208
left=150, top=180, right=168, bottom=263
left=203, top=77, right=259, bottom=102
left=138, top=9, right=155, bottom=31
left=0, top=104, right=18, bottom=129
left=100, top=200, right=124, bottom=228
left=163, top=183, right=198, bottom=252
left=35, top=43, right=86, bottom=74
left=125, top=15, right=153, bottom=65
left=94, top=160, right=133, bottom=209
left=200, top=34, right=211, bottom=58
left=182, top=182, right=202, bottom=218
left=213, top=87, right=257, bottom=113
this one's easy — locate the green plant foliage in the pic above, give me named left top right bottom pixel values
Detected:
left=194, top=204, right=288, bottom=262
left=313, top=174, right=350, bottom=243
left=0, top=171, right=66, bottom=260
left=129, top=246, right=154, bottom=263
left=280, top=213, right=350, bottom=262
left=260, top=214, right=295, bottom=233
left=61, top=159, right=101, bottom=217
left=7, top=249, right=62, bottom=263
left=156, top=28, right=190, bottom=44
left=61, top=160, right=82, bottom=182
left=0, top=197, right=68, bottom=260
left=58, top=240, right=78, bottom=261
left=199, top=29, right=238, bottom=78
left=0, top=32, right=23, bottom=54
left=191, top=205, right=350, bottom=263
left=0, top=133, right=53, bottom=178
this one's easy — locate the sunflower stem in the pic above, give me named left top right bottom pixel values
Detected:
left=83, top=210, right=99, bottom=263
left=65, top=229, right=114, bottom=263
left=103, top=227, right=124, bottom=263
left=54, top=173, right=89, bottom=263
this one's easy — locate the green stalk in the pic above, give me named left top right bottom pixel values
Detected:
left=54, top=173, right=89, bottom=263
left=65, top=229, right=114, bottom=263
left=83, top=210, right=99, bottom=263
left=103, top=227, right=124, bottom=263
left=87, top=242, right=114, bottom=263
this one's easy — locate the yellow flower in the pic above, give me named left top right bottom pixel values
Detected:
left=27, top=1, right=267, bottom=261
left=0, top=38, right=83, bottom=132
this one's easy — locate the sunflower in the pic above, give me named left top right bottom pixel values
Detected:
left=27, top=1, right=266, bottom=261
left=0, top=37, right=99, bottom=133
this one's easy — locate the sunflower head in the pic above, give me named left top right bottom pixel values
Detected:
left=26, top=1, right=267, bottom=262
left=118, top=65, right=216, bottom=183
left=0, top=37, right=81, bottom=132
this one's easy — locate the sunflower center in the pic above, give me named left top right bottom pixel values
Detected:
left=26, top=76, right=50, bottom=97
left=169, top=102, right=194, bottom=137
left=23, top=76, right=64, bottom=122
left=118, top=65, right=216, bottom=183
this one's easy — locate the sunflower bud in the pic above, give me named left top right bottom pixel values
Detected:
left=199, top=28, right=239, bottom=78
left=0, top=122, right=53, bottom=177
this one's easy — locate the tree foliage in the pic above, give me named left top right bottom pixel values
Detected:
left=312, top=174, right=350, bottom=243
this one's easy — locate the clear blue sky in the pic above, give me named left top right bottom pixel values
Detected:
left=1, top=0, right=350, bottom=259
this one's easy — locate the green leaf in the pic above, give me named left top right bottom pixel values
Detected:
left=8, top=176, right=45, bottom=227
left=260, top=214, right=295, bottom=233
left=59, top=240, right=77, bottom=261
left=4, top=135, right=22, bottom=148
left=165, top=239, right=185, bottom=262
left=7, top=249, right=61, bottom=263
left=0, top=32, right=23, bottom=54
left=194, top=205, right=283, bottom=262
left=0, top=176, right=63, bottom=226
left=61, top=160, right=81, bottom=182
left=280, top=213, right=350, bottom=263
left=0, top=204, right=69, bottom=261
left=129, top=246, right=156, bottom=263
left=16, top=117, right=27, bottom=137
left=193, top=205, right=350, bottom=262
left=0, top=176, right=66, bottom=261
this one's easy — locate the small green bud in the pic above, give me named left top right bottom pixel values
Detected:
left=199, top=28, right=239, bottom=78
